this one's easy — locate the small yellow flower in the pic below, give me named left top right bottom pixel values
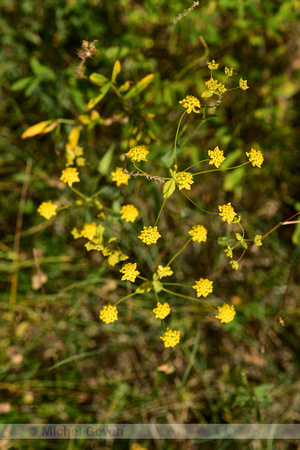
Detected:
left=81, top=222, right=97, bottom=241
left=71, top=227, right=81, bottom=239
left=160, top=328, right=180, bottom=348
left=111, top=167, right=131, bottom=186
left=207, top=60, right=219, bottom=70
left=107, top=250, right=126, bottom=267
left=208, top=146, right=225, bottom=168
left=217, top=83, right=227, bottom=93
left=37, top=201, right=58, bottom=220
left=60, top=167, right=80, bottom=187
left=216, top=303, right=236, bottom=323
left=224, top=246, right=233, bottom=258
left=219, top=203, right=236, bottom=224
left=193, top=278, right=213, bottom=297
left=153, top=302, right=171, bottom=319
left=225, top=66, right=234, bottom=76
left=179, top=95, right=201, bottom=114
left=76, top=157, right=85, bottom=166
left=120, top=204, right=139, bottom=223
left=246, top=148, right=264, bottom=168
left=157, top=265, right=173, bottom=279
left=99, top=304, right=118, bottom=324
left=188, top=225, right=207, bottom=243
left=229, top=260, right=239, bottom=270
left=205, top=78, right=219, bottom=91
left=254, top=235, right=263, bottom=246
left=239, top=77, right=249, bottom=90
left=119, top=262, right=140, bottom=282
left=138, top=226, right=161, bottom=245
left=125, top=145, right=149, bottom=163
left=176, top=172, right=194, bottom=190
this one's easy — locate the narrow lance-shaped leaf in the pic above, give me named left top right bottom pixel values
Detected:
left=22, top=120, right=54, bottom=139
left=124, top=74, right=155, bottom=100
left=89, top=73, right=109, bottom=86
left=111, top=60, right=121, bottom=83
left=87, top=83, right=111, bottom=110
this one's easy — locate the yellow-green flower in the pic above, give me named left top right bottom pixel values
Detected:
left=229, top=260, right=239, bottom=270
left=188, top=225, right=207, bottom=243
left=138, top=226, right=161, bottom=245
left=193, top=278, right=213, bottom=297
left=37, top=201, right=58, bottom=220
left=153, top=302, right=171, bottom=319
left=120, top=204, right=139, bottom=223
left=246, top=148, right=264, bottom=168
left=107, top=250, right=128, bottom=267
left=125, top=145, right=149, bottom=163
left=119, top=262, right=140, bottom=282
left=216, top=303, right=236, bottom=323
left=219, top=203, right=236, bottom=224
left=81, top=222, right=97, bottom=241
left=71, top=227, right=81, bottom=239
left=111, top=167, right=130, bottom=186
left=179, top=95, right=201, bottom=114
left=160, top=328, right=180, bottom=348
left=157, top=265, right=173, bottom=279
left=205, top=78, right=219, bottom=91
left=76, top=157, right=85, bottom=166
left=254, top=235, right=263, bottom=246
left=208, top=146, right=225, bottom=168
left=176, top=172, right=194, bottom=190
left=99, top=304, right=118, bottom=324
left=60, top=167, right=80, bottom=187
left=239, top=77, right=249, bottom=90
left=224, top=246, right=233, bottom=258
left=225, top=66, right=234, bottom=76
left=207, top=60, right=219, bottom=70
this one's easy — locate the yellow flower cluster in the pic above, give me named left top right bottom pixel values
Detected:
left=254, top=235, right=263, bottom=246
left=176, top=172, right=194, bottom=190
left=99, top=304, right=118, bottom=324
left=81, top=222, right=97, bottom=241
left=207, top=60, right=219, bottom=70
left=219, top=203, right=236, bottom=224
left=157, top=265, right=173, bottom=279
left=225, top=66, right=234, bottom=76
left=215, top=303, right=236, bottom=323
left=60, top=167, right=80, bottom=187
left=205, top=78, right=227, bottom=93
left=138, top=226, right=161, bottom=245
left=246, top=149, right=264, bottom=168
left=153, top=302, right=171, bottom=319
left=111, top=167, right=130, bottom=186
left=179, top=95, right=201, bottom=114
left=208, top=146, right=225, bottom=168
left=120, top=204, right=139, bottom=223
left=160, top=328, right=180, bottom=348
left=119, top=263, right=140, bottom=282
left=239, top=78, right=249, bottom=90
left=125, top=145, right=149, bottom=163
left=188, top=225, right=207, bottom=243
left=66, top=146, right=85, bottom=167
left=230, top=260, right=239, bottom=270
left=37, top=201, right=58, bottom=220
left=193, top=278, right=213, bottom=298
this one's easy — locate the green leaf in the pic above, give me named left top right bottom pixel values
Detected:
left=201, top=90, right=214, bottom=98
left=30, top=58, right=56, bottom=80
left=135, top=281, right=153, bottom=294
left=218, top=236, right=235, bottom=246
left=98, top=145, right=115, bottom=175
left=87, top=83, right=111, bottom=110
left=223, top=167, right=245, bottom=191
left=163, top=179, right=176, bottom=199
left=124, top=74, right=155, bottom=100
left=10, top=77, right=34, bottom=91
left=119, top=81, right=131, bottom=93
left=89, top=73, right=109, bottom=86
left=111, top=60, right=121, bottom=83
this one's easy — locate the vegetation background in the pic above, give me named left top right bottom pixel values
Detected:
left=1, top=0, right=300, bottom=448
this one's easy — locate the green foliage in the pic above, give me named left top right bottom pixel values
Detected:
left=1, top=0, right=300, bottom=445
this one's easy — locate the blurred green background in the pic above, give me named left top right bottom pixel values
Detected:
left=1, top=0, right=300, bottom=448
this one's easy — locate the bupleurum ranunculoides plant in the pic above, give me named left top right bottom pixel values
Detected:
left=23, top=47, right=271, bottom=349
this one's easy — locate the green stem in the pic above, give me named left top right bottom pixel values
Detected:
left=173, top=111, right=187, bottom=165
left=161, top=287, right=217, bottom=310
left=193, top=161, right=249, bottom=176
left=57, top=119, right=76, bottom=125
left=70, top=186, right=89, bottom=201
left=115, top=291, right=139, bottom=306
left=133, top=163, right=148, bottom=176
left=181, top=190, right=218, bottom=215
left=184, top=159, right=209, bottom=172
left=167, top=238, right=192, bottom=266
left=155, top=199, right=166, bottom=227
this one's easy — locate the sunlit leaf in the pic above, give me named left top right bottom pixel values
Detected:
left=111, top=60, right=121, bottom=83
left=124, top=74, right=155, bottom=100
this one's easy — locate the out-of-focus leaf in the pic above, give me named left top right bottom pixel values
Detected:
left=10, top=77, right=34, bottom=91
left=124, top=74, right=155, bottom=100
left=30, top=57, right=56, bottom=80
left=201, top=90, right=214, bottom=98
left=87, top=83, right=111, bottom=109
left=163, top=179, right=176, bottom=199
left=223, top=167, right=245, bottom=191
left=22, top=120, right=54, bottom=139
left=119, top=81, right=131, bottom=93
left=111, top=60, right=121, bottom=83
left=98, top=145, right=115, bottom=175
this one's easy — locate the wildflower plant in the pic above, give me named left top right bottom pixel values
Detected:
left=24, top=42, right=290, bottom=349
